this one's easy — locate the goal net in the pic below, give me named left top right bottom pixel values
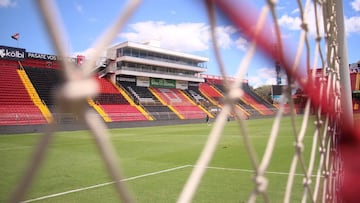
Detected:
left=8, top=0, right=358, bottom=203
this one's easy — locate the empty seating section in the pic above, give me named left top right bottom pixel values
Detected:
left=237, top=99, right=260, bottom=116
left=95, top=77, right=146, bottom=121
left=242, top=83, right=276, bottom=110
left=24, top=66, right=62, bottom=107
left=0, top=61, right=46, bottom=125
left=96, top=93, right=128, bottom=104
left=117, top=81, right=178, bottom=120
left=23, top=59, right=59, bottom=69
left=214, top=83, right=263, bottom=116
left=152, top=88, right=206, bottom=119
left=186, top=85, right=215, bottom=111
left=0, top=105, right=46, bottom=125
left=0, top=59, right=283, bottom=125
left=119, top=81, right=158, bottom=104
left=100, top=104, right=147, bottom=121
left=213, top=84, right=226, bottom=93
left=187, top=89, right=205, bottom=103
left=95, top=77, right=120, bottom=94
left=144, top=105, right=178, bottom=120
left=199, top=83, right=223, bottom=103
left=241, top=92, right=274, bottom=115
left=175, top=105, right=206, bottom=119
left=200, top=82, right=275, bottom=116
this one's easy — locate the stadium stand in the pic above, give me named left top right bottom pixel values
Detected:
left=119, top=81, right=159, bottom=105
left=150, top=87, right=207, bottom=119
left=2, top=42, right=341, bottom=128
left=93, top=76, right=148, bottom=122
left=199, top=78, right=276, bottom=116
left=241, top=83, right=275, bottom=115
left=0, top=60, right=47, bottom=125
left=211, top=83, right=261, bottom=116
left=142, top=105, right=179, bottom=120
left=23, top=66, right=62, bottom=109
left=199, top=82, right=223, bottom=104
left=117, top=79, right=185, bottom=120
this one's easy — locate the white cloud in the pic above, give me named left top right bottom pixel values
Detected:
left=291, top=8, right=299, bottom=14
left=120, top=21, right=208, bottom=52
left=278, top=14, right=301, bottom=31
left=248, top=67, right=287, bottom=88
left=214, top=26, right=237, bottom=49
left=278, top=5, right=324, bottom=37
left=351, top=0, right=360, bottom=11
left=0, top=0, right=16, bottom=7
left=346, top=16, right=360, bottom=34
left=277, top=3, right=360, bottom=37
left=74, top=1, right=84, bottom=14
left=235, top=37, right=248, bottom=52
left=119, top=21, right=241, bottom=53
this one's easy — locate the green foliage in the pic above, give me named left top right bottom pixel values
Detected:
left=253, top=85, right=273, bottom=103
left=0, top=117, right=317, bottom=203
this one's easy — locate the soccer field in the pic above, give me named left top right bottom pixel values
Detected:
left=0, top=117, right=317, bottom=202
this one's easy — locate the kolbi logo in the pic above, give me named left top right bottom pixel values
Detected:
left=0, top=46, right=25, bottom=60
left=0, top=49, right=5, bottom=58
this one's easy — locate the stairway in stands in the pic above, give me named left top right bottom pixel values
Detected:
left=240, top=92, right=274, bottom=115
left=118, top=80, right=176, bottom=120
left=150, top=87, right=208, bottom=119
left=241, top=83, right=275, bottom=115
left=93, top=77, right=148, bottom=122
left=0, top=61, right=47, bottom=125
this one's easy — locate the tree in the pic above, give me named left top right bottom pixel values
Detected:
left=253, top=85, right=273, bottom=103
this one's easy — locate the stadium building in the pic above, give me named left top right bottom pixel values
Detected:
left=6, top=41, right=353, bottom=132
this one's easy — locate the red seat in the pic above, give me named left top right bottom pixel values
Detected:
left=152, top=88, right=206, bottom=119
left=0, top=61, right=47, bottom=125
left=100, top=104, right=147, bottom=121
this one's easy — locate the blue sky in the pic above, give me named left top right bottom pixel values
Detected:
left=1, top=0, right=360, bottom=88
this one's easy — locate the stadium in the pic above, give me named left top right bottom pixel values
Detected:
left=0, top=40, right=291, bottom=132
left=1, top=0, right=360, bottom=203
left=0, top=41, right=359, bottom=202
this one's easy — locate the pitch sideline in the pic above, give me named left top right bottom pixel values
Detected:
left=21, top=164, right=320, bottom=202
left=21, top=165, right=191, bottom=203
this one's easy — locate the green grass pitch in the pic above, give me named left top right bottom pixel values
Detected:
left=0, top=117, right=318, bottom=202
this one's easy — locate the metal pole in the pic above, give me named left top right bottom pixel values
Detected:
left=335, top=0, right=353, bottom=126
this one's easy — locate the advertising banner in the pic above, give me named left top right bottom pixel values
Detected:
left=0, top=46, right=25, bottom=61
left=150, top=78, right=176, bottom=88
left=137, top=76, right=150, bottom=87
left=176, top=80, right=188, bottom=90
left=27, top=52, right=57, bottom=61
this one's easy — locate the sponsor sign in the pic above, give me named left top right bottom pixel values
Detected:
left=137, top=76, right=150, bottom=87
left=188, top=82, right=199, bottom=87
left=176, top=80, right=188, bottom=90
left=150, top=78, right=176, bottom=88
left=27, top=52, right=57, bottom=61
left=117, top=76, right=136, bottom=82
left=0, top=46, right=25, bottom=61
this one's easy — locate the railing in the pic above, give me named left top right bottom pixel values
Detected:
left=0, top=113, right=47, bottom=125
left=118, top=66, right=203, bottom=79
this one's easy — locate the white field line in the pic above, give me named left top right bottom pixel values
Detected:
left=199, top=165, right=322, bottom=177
left=22, top=164, right=322, bottom=202
left=21, top=165, right=191, bottom=203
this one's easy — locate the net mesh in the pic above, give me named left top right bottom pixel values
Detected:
left=8, top=0, right=357, bottom=203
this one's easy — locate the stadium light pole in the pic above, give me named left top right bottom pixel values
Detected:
left=336, top=0, right=353, bottom=126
